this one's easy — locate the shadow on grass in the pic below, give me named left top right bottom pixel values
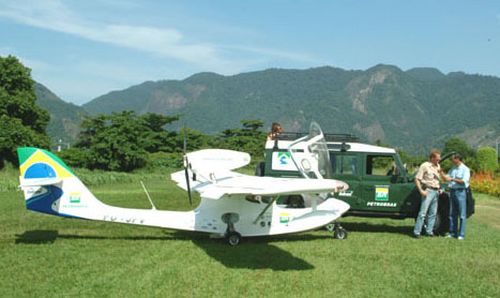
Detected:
left=340, top=222, right=413, bottom=236
left=192, top=237, right=314, bottom=271
left=15, top=230, right=59, bottom=244
left=16, top=230, right=315, bottom=270
left=15, top=229, right=182, bottom=244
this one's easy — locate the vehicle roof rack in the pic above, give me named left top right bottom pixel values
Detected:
left=276, top=132, right=359, bottom=142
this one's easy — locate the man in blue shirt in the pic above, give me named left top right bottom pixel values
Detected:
left=442, top=153, right=470, bottom=240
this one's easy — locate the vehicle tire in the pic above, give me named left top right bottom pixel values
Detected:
left=334, top=227, right=348, bottom=240
left=227, top=232, right=241, bottom=246
left=433, top=193, right=450, bottom=236
left=325, top=223, right=335, bottom=232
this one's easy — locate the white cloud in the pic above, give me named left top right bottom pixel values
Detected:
left=0, top=0, right=316, bottom=73
left=0, top=1, right=221, bottom=67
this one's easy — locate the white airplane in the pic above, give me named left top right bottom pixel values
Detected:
left=17, top=122, right=350, bottom=245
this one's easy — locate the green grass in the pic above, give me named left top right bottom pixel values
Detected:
left=0, top=173, right=499, bottom=297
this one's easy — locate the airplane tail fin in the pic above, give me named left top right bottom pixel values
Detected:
left=17, top=147, right=103, bottom=217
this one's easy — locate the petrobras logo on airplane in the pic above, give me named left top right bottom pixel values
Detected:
left=69, top=192, right=81, bottom=203
left=279, top=213, right=290, bottom=224
left=63, top=192, right=88, bottom=208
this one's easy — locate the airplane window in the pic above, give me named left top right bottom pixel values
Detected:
left=245, top=195, right=260, bottom=204
left=281, top=195, right=305, bottom=208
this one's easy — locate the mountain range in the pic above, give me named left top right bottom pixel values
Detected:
left=36, top=64, right=500, bottom=154
left=35, top=82, right=87, bottom=144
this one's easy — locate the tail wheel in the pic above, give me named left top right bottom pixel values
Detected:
left=227, top=232, right=241, bottom=246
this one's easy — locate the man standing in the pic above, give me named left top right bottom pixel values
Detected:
left=442, top=153, right=470, bottom=240
left=413, top=149, right=442, bottom=238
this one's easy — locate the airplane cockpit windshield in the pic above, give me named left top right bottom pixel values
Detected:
left=288, top=122, right=332, bottom=179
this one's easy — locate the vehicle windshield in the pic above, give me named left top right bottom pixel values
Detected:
left=288, top=121, right=332, bottom=179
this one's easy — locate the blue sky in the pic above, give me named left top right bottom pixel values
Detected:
left=1, top=0, right=499, bottom=105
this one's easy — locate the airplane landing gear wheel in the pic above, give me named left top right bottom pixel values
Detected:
left=333, top=225, right=348, bottom=240
left=325, top=223, right=335, bottom=232
left=227, top=232, right=241, bottom=246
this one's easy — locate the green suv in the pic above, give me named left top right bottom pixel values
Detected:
left=257, top=122, right=474, bottom=238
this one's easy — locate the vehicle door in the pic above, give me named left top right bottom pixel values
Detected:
left=361, top=154, right=413, bottom=213
left=330, top=152, right=363, bottom=208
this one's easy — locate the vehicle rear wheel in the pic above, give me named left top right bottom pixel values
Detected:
left=433, top=209, right=449, bottom=236
left=433, top=194, right=450, bottom=236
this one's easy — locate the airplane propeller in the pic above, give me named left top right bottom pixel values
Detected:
left=183, top=127, right=193, bottom=206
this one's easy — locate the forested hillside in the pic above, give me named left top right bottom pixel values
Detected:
left=35, top=82, right=87, bottom=143
left=82, top=65, right=500, bottom=154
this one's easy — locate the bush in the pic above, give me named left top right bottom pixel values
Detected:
left=146, top=152, right=183, bottom=170
left=0, top=164, right=19, bottom=191
left=470, top=172, right=500, bottom=198
left=476, top=147, right=498, bottom=173
left=57, top=147, right=91, bottom=168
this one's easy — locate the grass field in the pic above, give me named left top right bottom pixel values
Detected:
left=0, top=173, right=499, bottom=297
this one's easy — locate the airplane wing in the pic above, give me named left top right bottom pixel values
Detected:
left=171, top=169, right=348, bottom=200
left=171, top=148, right=348, bottom=200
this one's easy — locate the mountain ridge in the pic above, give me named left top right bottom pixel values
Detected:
left=40, top=64, right=500, bottom=154
left=35, top=82, right=87, bottom=144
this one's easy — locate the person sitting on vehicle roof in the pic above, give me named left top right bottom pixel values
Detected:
left=267, top=122, right=284, bottom=140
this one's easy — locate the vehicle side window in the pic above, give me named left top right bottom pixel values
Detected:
left=330, top=154, right=357, bottom=175
left=366, top=155, right=396, bottom=176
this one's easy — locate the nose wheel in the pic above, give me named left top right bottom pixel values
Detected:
left=222, top=212, right=242, bottom=246
left=331, top=222, right=348, bottom=240
left=226, top=231, right=242, bottom=246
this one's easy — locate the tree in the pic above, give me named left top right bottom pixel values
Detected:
left=476, top=147, right=498, bottom=173
left=0, top=55, right=49, bottom=167
left=71, top=111, right=178, bottom=171
left=216, top=119, right=266, bottom=161
left=442, top=137, right=475, bottom=159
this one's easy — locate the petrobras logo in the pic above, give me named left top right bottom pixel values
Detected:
left=375, top=185, right=390, bottom=201
left=367, top=201, right=396, bottom=207
left=69, top=192, right=81, bottom=203
left=278, top=152, right=290, bottom=165
left=272, top=152, right=297, bottom=171
left=279, top=213, right=290, bottom=224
